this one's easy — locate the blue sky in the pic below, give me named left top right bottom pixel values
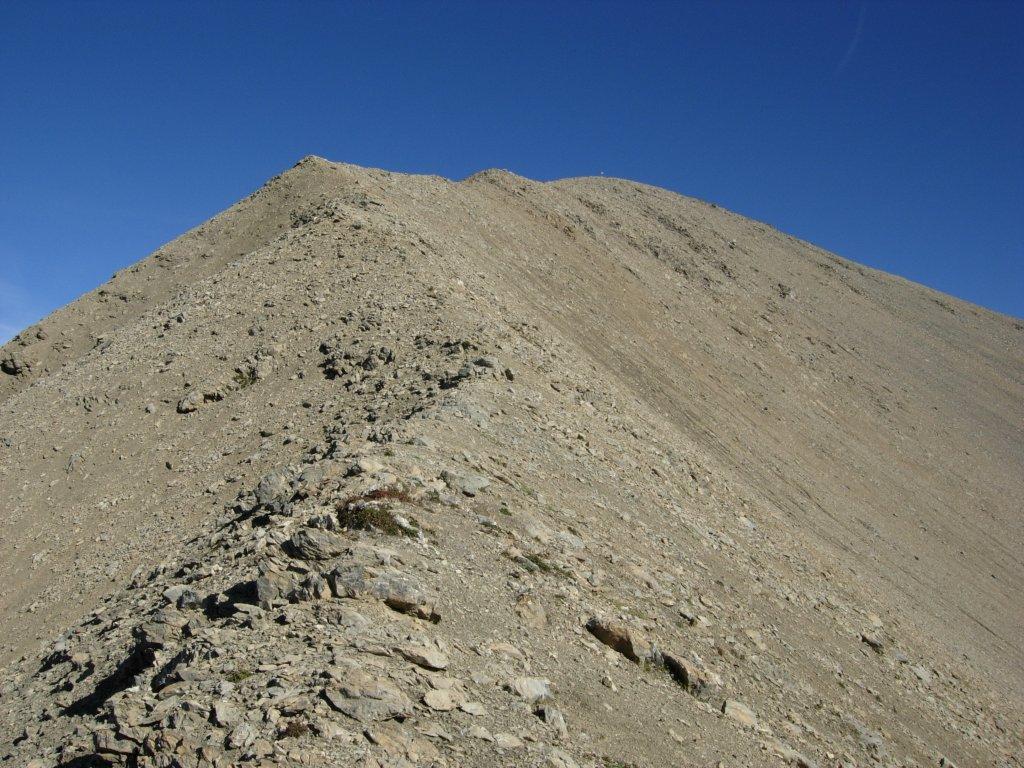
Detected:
left=1, top=1, right=1021, bottom=342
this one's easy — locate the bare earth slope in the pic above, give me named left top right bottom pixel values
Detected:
left=0, top=156, right=1021, bottom=768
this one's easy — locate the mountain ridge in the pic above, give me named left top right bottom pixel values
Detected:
left=1, top=157, right=1021, bottom=767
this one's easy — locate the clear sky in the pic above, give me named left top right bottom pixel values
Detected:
left=1, top=1, right=1022, bottom=342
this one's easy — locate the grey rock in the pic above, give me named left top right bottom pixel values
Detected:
left=255, top=468, right=292, bottom=507
left=329, top=566, right=439, bottom=622
left=585, top=616, right=653, bottom=663
left=494, top=732, right=524, bottom=749
left=212, top=700, right=242, bottom=727
left=289, top=571, right=331, bottom=602
left=440, top=468, right=490, bottom=496
left=398, top=645, right=449, bottom=670
left=227, top=722, right=258, bottom=749
left=507, top=676, right=552, bottom=705
left=286, top=528, right=347, bottom=560
left=861, top=630, right=885, bottom=653
left=661, top=651, right=713, bottom=700
left=911, top=664, right=934, bottom=685
left=538, top=705, right=569, bottom=740
left=722, top=699, right=757, bottom=727
left=322, top=669, right=412, bottom=723
left=423, top=689, right=458, bottom=711
left=0, top=354, right=32, bottom=377
left=546, top=748, right=581, bottom=768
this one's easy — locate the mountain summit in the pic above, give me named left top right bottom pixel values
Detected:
left=1, top=157, right=1021, bottom=767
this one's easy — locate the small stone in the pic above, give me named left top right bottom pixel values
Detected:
left=423, top=689, right=458, bottom=711
left=861, top=631, right=885, bottom=653
left=585, top=617, right=652, bottom=663
left=427, top=675, right=459, bottom=690
left=494, top=733, right=524, bottom=749
left=329, top=567, right=440, bottom=622
left=322, top=669, right=413, bottom=723
left=255, top=573, right=285, bottom=609
left=538, top=705, right=569, bottom=740
left=770, top=740, right=819, bottom=768
left=212, top=700, right=242, bottom=727
left=255, top=468, right=292, bottom=507
left=163, top=585, right=189, bottom=603
left=722, top=699, right=757, bottom=727
left=743, top=629, right=767, bottom=651
left=310, top=717, right=350, bottom=740
left=546, top=748, right=581, bottom=768
left=286, top=528, right=346, bottom=560
left=0, top=353, right=30, bottom=377
left=469, top=725, right=494, bottom=741
left=354, top=457, right=386, bottom=475
left=247, top=738, right=273, bottom=759
left=911, top=664, right=934, bottom=685
left=93, top=728, right=136, bottom=756
left=398, top=645, right=449, bottom=671
left=508, top=677, right=552, bottom=705
left=418, top=722, right=454, bottom=741
left=516, top=595, right=549, bottom=628
left=440, top=469, right=490, bottom=496
left=364, top=722, right=430, bottom=759
left=176, top=390, right=209, bottom=414
left=661, top=652, right=713, bottom=700
left=487, top=641, right=524, bottom=660
left=228, top=722, right=258, bottom=749
left=459, top=701, right=487, bottom=716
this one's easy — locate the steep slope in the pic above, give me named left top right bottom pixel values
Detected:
left=0, top=156, right=1021, bottom=768
left=0, top=161, right=346, bottom=404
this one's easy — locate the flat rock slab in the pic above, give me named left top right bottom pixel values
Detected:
left=322, top=669, right=412, bottom=723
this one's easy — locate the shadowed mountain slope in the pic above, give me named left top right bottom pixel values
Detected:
left=1, top=156, right=1021, bottom=767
